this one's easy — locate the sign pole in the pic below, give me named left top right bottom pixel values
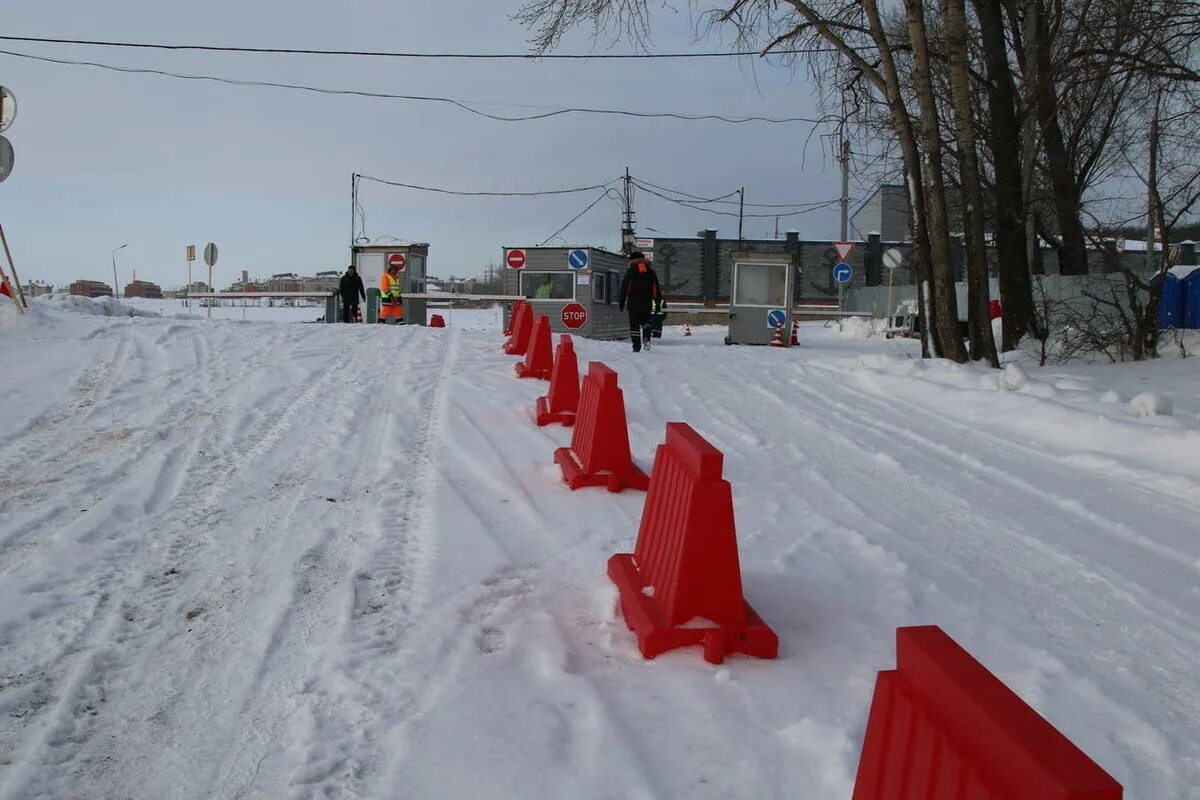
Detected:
left=887, top=270, right=894, bottom=328
left=207, top=262, right=213, bottom=319
left=0, top=223, right=27, bottom=310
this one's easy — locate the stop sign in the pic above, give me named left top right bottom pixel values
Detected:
left=561, top=302, right=587, bottom=329
left=506, top=249, right=526, bottom=269
left=388, top=252, right=407, bottom=271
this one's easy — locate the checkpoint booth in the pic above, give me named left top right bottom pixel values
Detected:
left=351, top=243, right=430, bottom=324
left=726, top=251, right=797, bottom=346
left=501, top=246, right=629, bottom=340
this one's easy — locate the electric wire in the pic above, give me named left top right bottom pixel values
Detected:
left=0, top=48, right=827, bottom=124
left=0, top=34, right=841, bottom=60
left=539, top=189, right=620, bottom=245
left=634, top=182, right=841, bottom=218
left=631, top=177, right=840, bottom=209
left=355, top=173, right=620, bottom=197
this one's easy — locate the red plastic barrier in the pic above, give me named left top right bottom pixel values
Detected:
left=503, top=299, right=526, bottom=336
left=503, top=302, right=532, bottom=355
left=989, top=299, right=1003, bottom=320
left=553, top=362, right=649, bottom=492
left=607, top=423, right=778, bottom=664
left=536, top=335, right=580, bottom=426
left=429, top=314, right=446, bottom=328
left=515, top=315, right=554, bottom=380
left=853, top=626, right=1122, bottom=799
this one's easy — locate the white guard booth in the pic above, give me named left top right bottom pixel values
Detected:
left=726, top=251, right=795, bottom=345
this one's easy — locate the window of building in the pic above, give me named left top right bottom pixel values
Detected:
left=733, top=262, right=788, bottom=307
left=520, top=272, right=576, bottom=300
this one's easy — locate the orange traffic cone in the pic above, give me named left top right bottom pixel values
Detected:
left=790, top=320, right=799, bottom=346
left=683, top=322, right=692, bottom=337
left=768, top=322, right=785, bottom=347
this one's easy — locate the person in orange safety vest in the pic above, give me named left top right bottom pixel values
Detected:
left=379, top=262, right=405, bottom=324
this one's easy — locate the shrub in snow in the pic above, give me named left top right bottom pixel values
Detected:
left=1129, top=392, right=1173, bottom=418
left=838, top=316, right=887, bottom=339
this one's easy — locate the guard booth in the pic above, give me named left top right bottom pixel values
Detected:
left=501, top=246, right=629, bottom=340
left=351, top=243, right=430, bottom=324
left=726, top=251, right=797, bottom=345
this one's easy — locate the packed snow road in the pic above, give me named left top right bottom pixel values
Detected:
left=0, top=301, right=1197, bottom=799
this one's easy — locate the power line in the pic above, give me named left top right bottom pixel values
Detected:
left=634, top=182, right=842, bottom=218
left=0, top=34, right=840, bottom=60
left=0, top=48, right=826, bottom=124
left=539, top=189, right=620, bottom=245
left=356, top=173, right=619, bottom=197
left=632, top=178, right=841, bottom=213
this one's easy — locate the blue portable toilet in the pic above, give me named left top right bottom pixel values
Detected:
left=1150, top=271, right=1183, bottom=329
left=1180, top=267, right=1200, bottom=329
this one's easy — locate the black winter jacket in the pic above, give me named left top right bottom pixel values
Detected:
left=339, top=272, right=366, bottom=305
left=619, top=262, right=661, bottom=314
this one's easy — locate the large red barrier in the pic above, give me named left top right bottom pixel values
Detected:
left=536, top=334, right=580, bottom=426
left=503, top=299, right=526, bottom=336
left=515, top=314, right=554, bottom=380
left=553, top=362, right=649, bottom=492
left=607, top=423, right=777, bottom=664
left=503, top=302, right=532, bottom=355
left=853, top=626, right=1122, bottom=799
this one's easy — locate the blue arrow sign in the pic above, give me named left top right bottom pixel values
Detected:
left=767, top=309, right=787, bottom=329
left=833, top=262, right=853, bottom=283
left=567, top=249, right=589, bottom=270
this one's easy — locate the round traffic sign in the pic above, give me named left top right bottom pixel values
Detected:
left=204, top=242, right=219, bottom=267
left=506, top=248, right=527, bottom=269
left=883, top=248, right=903, bottom=270
left=0, top=136, right=12, bottom=184
left=0, top=87, right=15, bottom=134
left=388, top=252, right=407, bottom=271
left=567, top=249, right=589, bottom=270
left=767, top=309, right=787, bottom=329
left=561, top=301, right=588, bottom=329
left=833, top=262, right=853, bottom=283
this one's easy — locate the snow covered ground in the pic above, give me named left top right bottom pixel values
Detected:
left=0, top=298, right=1197, bottom=798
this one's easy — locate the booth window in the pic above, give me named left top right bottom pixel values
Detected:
left=521, top=272, right=576, bottom=300
left=593, top=271, right=609, bottom=303
left=734, top=263, right=788, bottom=307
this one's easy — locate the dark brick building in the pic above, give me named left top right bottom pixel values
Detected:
left=69, top=280, right=113, bottom=298
left=123, top=280, right=163, bottom=299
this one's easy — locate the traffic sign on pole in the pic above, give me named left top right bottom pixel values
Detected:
left=883, top=248, right=903, bottom=270
left=388, top=252, right=407, bottom=271
left=567, top=249, right=589, bottom=270
left=204, top=242, right=219, bottom=267
left=0, top=136, right=12, bottom=184
left=833, top=263, right=853, bottom=283
left=561, top=302, right=588, bottom=329
left=0, top=87, right=16, bottom=134
left=834, top=241, right=855, bottom=261
left=506, top=248, right=527, bottom=269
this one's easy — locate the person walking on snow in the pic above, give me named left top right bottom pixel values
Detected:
left=379, top=261, right=405, bottom=324
left=618, top=251, right=662, bottom=353
left=339, top=264, right=366, bottom=323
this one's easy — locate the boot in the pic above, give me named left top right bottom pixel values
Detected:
left=631, top=332, right=642, bottom=353
left=641, top=326, right=652, bottom=350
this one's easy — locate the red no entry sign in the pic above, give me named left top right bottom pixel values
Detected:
left=388, top=253, right=407, bottom=271
left=561, top=302, right=587, bottom=329
left=506, top=249, right=527, bottom=269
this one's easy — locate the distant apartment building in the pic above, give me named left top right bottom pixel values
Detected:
left=265, top=273, right=302, bottom=293
left=305, top=270, right=340, bottom=293
left=24, top=281, right=53, bottom=298
left=185, top=281, right=212, bottom=294
left=69, top=280, right=113, bottom=298
left=123, top=280, right=163, bottom=299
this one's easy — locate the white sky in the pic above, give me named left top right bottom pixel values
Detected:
left=0, top=0, right=846, bottom=289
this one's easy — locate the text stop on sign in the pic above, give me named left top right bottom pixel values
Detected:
left=561, top=302, right=587, bottom=329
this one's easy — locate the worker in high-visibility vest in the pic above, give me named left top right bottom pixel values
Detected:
left=379, top=262, right=405, bottom=324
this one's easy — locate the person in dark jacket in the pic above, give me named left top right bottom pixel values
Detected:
left=339, top=265, right=366, bottom=323
left=618, top=252, right=662, bottom=352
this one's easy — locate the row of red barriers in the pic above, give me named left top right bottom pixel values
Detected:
left=499, top=300, right=1123, bottom=796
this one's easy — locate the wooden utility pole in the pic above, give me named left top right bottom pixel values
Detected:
left=0, top=223, right=26, bottom=311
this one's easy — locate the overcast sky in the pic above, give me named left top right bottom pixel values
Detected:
left=0, top=1, right=855, bottom=290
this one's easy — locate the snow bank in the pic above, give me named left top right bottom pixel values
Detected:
left=1129, top=392, right=1173, bottom=418
left=838, top=315, right=888, bottom=339
left=34, top=293, right=161, bottom=317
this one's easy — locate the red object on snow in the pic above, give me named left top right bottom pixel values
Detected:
left=790, top=320, right=799, bottom=346
left=0, top=280, right=10, bottom=299
left=852, top=626, right=1122, bottom=800
left=553, top=362, right=648, bottom=492
left=607, top=423, right=777, bottom=664
left=769, top=323, right=785, bottom=347
left=536, top=335, right=580, bottom=426
left=683, top=323, right=692, bottom=337
left=515, top=315, right=553, bottom=379
left=429, top=314, right=446, bottom=328
left=989, top=299, right=1002, bottom=320
left=503, top=302, right=532, bottom=355
left=503, top=299, right=526, bottom=336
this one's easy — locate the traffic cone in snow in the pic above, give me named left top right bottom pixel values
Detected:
left=429, top=314, right=446, bottom=328
left=356, top=306, right=363, bottom=323
left=554, top=362, right=649, bottom=492
left=515, top=315, right=553, bottom=380
left=683, top=322, right=692, bottom=337
left=607, top=423, right=778, bottom=664
left=768, top=322, right=785, bottom=347
left=536, top=335, right=580, bottom=426
left=503, top=299, right=526, bottom=336
left=852, top=626, right=1122, bottom=799
left=790, top=320, right=799, bottom=346
left=503, top=302, right=533, bottom=355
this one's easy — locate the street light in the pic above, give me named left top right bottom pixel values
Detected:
left=111, top=243, right=128, bottom=299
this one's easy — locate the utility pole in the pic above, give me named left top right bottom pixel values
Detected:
left=621, top=167, right=636, bottom=255
left=738, top=187, right=745, bottom=246
left=351, top=173, right=357, bottom=249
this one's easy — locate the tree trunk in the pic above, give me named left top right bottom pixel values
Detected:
left=974, top=0, right=1040, bottom=350
left=904, top=0, right=968, bottom=361
left=944, top=0, right=999, bottom=366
